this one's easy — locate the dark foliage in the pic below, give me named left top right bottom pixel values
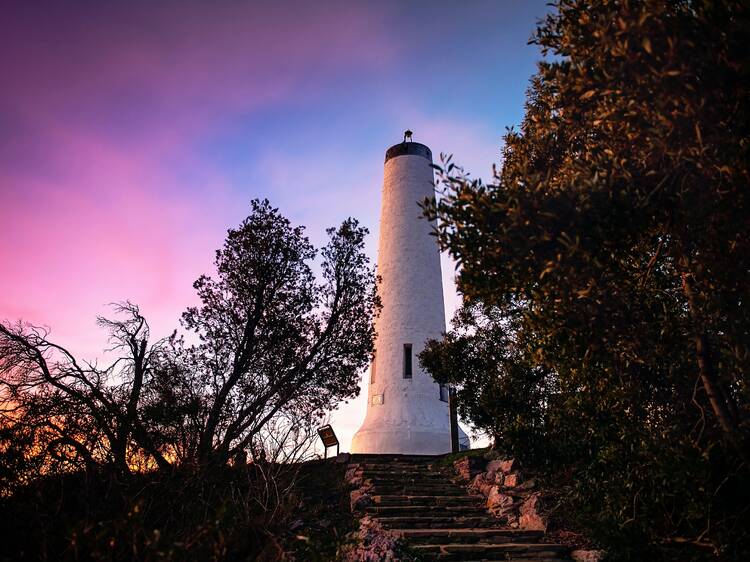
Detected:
left=422, top=1, right=749, bottom=559
left=0, top=460, right=353, bottom=562
left=279, top=460, right=356, bottom=561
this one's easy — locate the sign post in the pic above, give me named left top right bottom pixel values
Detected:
left=449, top=387, right=459, bottom=454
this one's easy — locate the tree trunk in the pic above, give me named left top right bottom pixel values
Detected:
left=680, top=271, right=740, bottom=438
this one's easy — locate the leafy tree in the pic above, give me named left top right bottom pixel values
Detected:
left=180, top=199, right=377, bottom=466
left=420, top=302, right=558, bottom=466
left=422, top=0, right=749, bottom=558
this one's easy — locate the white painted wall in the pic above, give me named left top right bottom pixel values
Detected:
left=351, top=145, right=467, bottom=454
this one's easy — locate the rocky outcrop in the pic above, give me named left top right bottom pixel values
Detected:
left=519, top=492, right=546, bottom=531
left=452, top=454, right=606, bottom=558
left=571, top=549, right=606, bottom=562
left=350, top=488, right=374, bottom=512
left=341, top=515, right=404, bottom=562
left=345, top=463, right=367, bottom=489
left=455, top=456, right=548, bottom=531
left=452, top=456, right=485, bottom=481
left=346, top=463, right=374, bottom=513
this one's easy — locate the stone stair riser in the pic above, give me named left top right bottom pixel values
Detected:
left=366, top=506, right=488, bottom=517
left=359, top=464, right=442, bottom=471
left=370, top=487, right=469, bottom=496
left=374, top=495, right=484, bottom=506
left=378, top=516, right=505, bottom=529
left=361, top=474, right=453, bottom=482
left=414, top=543, right=570, bottom=561
left=420, top=553, right=571, bottom=562
left=395, top=530, right=546, bottom=545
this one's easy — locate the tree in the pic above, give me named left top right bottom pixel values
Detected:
left=170, top=199, right=377, bottom=466
left=0, top=302, right=171, bottom=481
left=420, top=302, right=558, bottom=465
left=422, top=0, right=749, bottom=557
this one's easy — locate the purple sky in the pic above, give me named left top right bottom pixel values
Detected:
left=1, top=0, right=551, bottom=450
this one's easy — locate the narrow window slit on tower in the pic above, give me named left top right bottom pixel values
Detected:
left=403, top=343, right=412, bottom=378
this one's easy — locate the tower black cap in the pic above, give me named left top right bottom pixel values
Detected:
left=385, top=141, right=432, bottom=163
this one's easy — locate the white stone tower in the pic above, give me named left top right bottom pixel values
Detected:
left=351, top=134, right=467, bottom=455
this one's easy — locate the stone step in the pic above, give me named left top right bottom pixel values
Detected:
left=419, top=553, right=571, bottom=562
left=370, top=486, right=469, bottom=496
left=367, top=480, right=461, bottom=488
left=392, top=528, right=545, bottom=545
left=364, top=476, right=454, bottom=484
left=376, top=515, right=503, bottom=529
left=366, top=505, right=487, bottom=517
left=374, top=494, right=485, bottom=506
left=360, top=467, right=456, bottom=474
left=360, top=470, right=451, bottom=480
left=359, top=463, right=442, bottom=471
left=412, top=542, right=570, bottom=560
left=365, top=474, right=460, bottom=483
left=369, top=480, right=465, bottom=487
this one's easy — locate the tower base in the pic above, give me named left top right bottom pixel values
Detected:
left=351, top=426, right=449, bottom=455
left=351, top=424, right=470, bottom=455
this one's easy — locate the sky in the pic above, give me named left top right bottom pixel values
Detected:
left=1, top=0, right=552, bottom=453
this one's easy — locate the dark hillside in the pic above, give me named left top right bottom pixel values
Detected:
left=0, top=459, right=354, bottom=562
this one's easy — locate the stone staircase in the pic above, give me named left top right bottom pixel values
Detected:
left=351, top=454, right=571, bottom=561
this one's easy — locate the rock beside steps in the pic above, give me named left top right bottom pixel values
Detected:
left=348, top=454, right=572, bottom=561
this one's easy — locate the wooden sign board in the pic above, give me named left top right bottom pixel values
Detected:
left=317, top=424, right=339, bottom=458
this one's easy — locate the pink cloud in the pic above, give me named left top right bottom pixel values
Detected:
left=0, top=1, right=398, bottom=358
left=0, top=124, right=227, bottom=356
left=1, top=1, right=395, bottom=142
